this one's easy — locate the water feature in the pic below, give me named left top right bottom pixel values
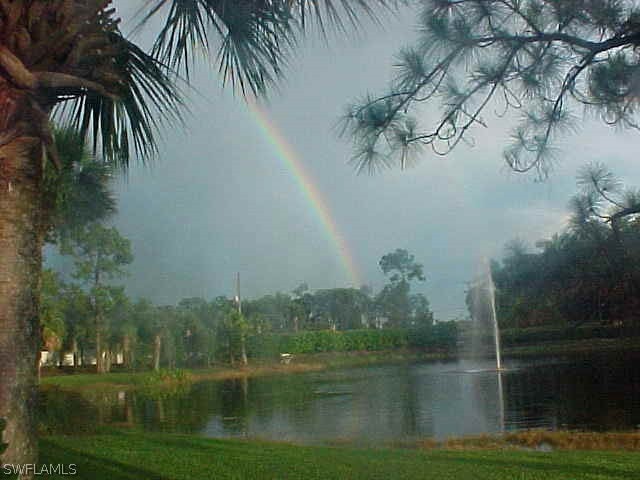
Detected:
left=468, top=260, right=502, bottom=370
left=40, top=354, right=640, bottom=444
left=37, top=263, right=637, bottom=444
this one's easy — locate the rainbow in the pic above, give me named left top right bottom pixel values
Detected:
left=245, top=98, right=361, bottom=287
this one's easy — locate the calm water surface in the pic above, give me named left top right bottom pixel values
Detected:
left=41, top=354, right=640, bottom=444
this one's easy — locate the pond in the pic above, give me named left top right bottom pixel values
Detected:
left=40, top=354, right=640, bottom=445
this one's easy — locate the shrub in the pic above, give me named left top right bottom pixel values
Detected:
left=408, top=321, right=458, bottom=350
left=246, top=334, right=281, bottom=359
left=246, top=325, right=457, bottom=358
left=137, top=368, right=192, bottom=388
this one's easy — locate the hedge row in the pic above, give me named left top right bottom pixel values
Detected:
left=247, top=323, right=458, bottom=358
left=247, top=322, right=638, bottom=359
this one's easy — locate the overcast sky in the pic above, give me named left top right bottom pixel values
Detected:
left=92, top=2, right=640, bottom=320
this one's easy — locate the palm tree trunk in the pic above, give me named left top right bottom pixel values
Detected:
left=72, top=338, right=78, bottom=367
left=94, top=264, right=105, bottom=374
left=104, top=350, right=112, bottom=373
left=0, top=131, right=44, bottom=471
left=123, top=334, right=131, bottom=369
left=152, top=333, right=161, bottom=371
left=36, top=350, right=42, bottom=381
left=95, top=328, right=103, bottom=373
left=240, top=335, right=248, bottom=366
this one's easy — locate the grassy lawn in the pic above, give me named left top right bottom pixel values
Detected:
left=38, top=430, right=640, bottom=480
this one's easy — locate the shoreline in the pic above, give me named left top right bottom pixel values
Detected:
left=39, top=349, right=446, bottom=392
left=409, top=430, right=640, bottom=452
left=40, top=336, right=640, bottom=393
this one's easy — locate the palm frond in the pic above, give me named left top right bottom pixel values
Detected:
left=137, top=0, right=213, bottom=79
left=137, top=0, right=404, bottom=95
left=56, top=32, right=184, bottom=167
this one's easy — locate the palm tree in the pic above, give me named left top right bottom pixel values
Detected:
left=0, top=1, right=399, bottom=467
left=45, top=127, right=117, bottom=243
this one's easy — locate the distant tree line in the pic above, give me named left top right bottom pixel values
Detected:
left=40, top=245, right=443, bottom=372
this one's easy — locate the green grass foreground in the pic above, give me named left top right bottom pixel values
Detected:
left=38, top=430, right=640, bottom=480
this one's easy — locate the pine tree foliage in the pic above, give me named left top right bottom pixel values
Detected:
left=570, top=162, right=640, bottom=234
left=342, top=0, right=640, bottom=178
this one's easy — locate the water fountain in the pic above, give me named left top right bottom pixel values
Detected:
left=469, top=259, right=503, bottom=371
left=467, top=260, right=506, bottom=433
